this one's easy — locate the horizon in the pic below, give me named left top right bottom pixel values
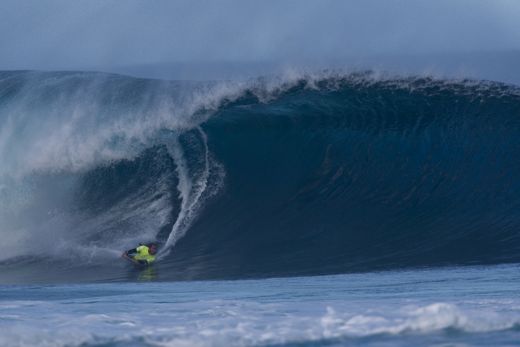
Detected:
left=1, top=1, right=520, bottom=84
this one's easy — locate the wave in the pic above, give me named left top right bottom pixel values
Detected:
left=3, top=300, right=519, bottom=347
left=0, top=70, right=520, bottom=282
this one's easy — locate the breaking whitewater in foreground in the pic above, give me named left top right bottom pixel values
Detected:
left=1, top=265, right=520, bottom=347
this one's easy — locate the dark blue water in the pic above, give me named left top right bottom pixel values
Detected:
left=1, top=70, right=520, bottom=346
left=3, top=70, right=520, bottom=282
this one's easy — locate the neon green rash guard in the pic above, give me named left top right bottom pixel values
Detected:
left=133, top=245, right=156, bottom=264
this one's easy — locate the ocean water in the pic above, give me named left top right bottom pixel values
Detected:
left=1, top=70, right=520, bottom=346
left=1, top=71, right=519, bottom=282
left=1, top=264, right=520, bottom=347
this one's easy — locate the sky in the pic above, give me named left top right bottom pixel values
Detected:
left=1, top=0, right=520, bottom=81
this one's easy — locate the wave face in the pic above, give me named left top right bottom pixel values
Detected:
left=1, top=70, right=520, bottom=282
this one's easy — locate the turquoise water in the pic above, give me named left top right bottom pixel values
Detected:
left=1, top=264, right=519, bottom=347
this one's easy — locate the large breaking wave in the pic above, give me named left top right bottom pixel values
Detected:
left=1, top=70, right=519, bottom=283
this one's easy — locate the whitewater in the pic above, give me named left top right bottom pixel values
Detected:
left=1, top=69, right=520, bottom=346
left=1, top=265, right=519, bottom=347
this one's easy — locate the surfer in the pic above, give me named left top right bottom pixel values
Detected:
left=122, top=243, right=158, bottom=266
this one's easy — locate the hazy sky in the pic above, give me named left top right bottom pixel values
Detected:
left=1, top=0, right=519, bottom=73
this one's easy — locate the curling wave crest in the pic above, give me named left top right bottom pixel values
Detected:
left=1, top=70, right=519, bottom=282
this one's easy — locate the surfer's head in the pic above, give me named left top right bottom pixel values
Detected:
left=148, top=243, right=158, bottom=255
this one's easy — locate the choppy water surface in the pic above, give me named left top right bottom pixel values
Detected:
left=1, top=264, right=519, bottom=347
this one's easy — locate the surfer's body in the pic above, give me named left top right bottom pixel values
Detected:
left=122, top=243, right=157, bottom=266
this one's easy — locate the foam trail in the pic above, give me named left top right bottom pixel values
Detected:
left=161, top=127, right=213, bottom=256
